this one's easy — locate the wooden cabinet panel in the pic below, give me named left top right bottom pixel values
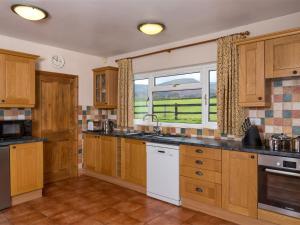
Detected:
left=181, top=166, right=221, bottom=184
left=265, top=33, right=300, bottom=78
left=180, top=155, right=221, bottom=172
left=181, top=176, right=221, bottom=207
left=0, top=50, right=38, bottom=108
left=121, top=138, right=146, bottom=187
left=180, top=145, right=221, bottom=160
left=10, top=142, right=43, bottom=196
left=222, top=150, right=257, bottom=218
left=83, top=134, right=98, bottom=171
left=96, top=136, right=117, bottom=177
left=93, top=66, right=118, bottom=109
left=239, top=41, right=269, bottom=107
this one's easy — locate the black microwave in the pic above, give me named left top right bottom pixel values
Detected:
left=0, top=120, right=32, bottom=139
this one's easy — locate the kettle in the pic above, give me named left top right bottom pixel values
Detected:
left=103, top=119, right=114, bottom=133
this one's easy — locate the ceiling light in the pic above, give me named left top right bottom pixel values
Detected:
left=11, top=4, right=48, bottom=21
left=138, top=23, right=165, bottom=35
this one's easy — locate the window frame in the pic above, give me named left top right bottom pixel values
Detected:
left=134, top=63, right=217, bottom=129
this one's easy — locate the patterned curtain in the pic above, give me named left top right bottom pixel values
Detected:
left=217, top=34, right=247, bottom=136
left=117, top=59, right=134, bottom=129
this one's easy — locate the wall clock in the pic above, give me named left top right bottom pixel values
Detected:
left=51, top=55, right=65, bottom=68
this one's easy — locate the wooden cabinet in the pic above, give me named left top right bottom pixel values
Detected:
left=222, top=150, right=257, bottom=218
left=0, top=49, right=38, bottom=108
left=121, top=138, right=146, bottom=187
left=180, top=145, right=222, bottom=207
left=10, top=142, right=43, bottom=196
left=83, top=134, right=98, bottom=171
left=265, top=33, right=300, bottom=78
left=83, top=134, right=117, bottom=177
left=238, top=41, right=270, bottom=107
left=93, top=66, right=118, bottom=109
left=96, top=136, right=117, bottom=177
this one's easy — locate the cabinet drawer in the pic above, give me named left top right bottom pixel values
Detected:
left=180, top=145, right=221, bottom=160
left=180, top=155, right=221, bottom=172
left=180, top=176, right=221, bottom=207
left=181, top=166, right=221, bottom=184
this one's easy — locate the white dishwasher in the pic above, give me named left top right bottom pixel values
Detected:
left=146, top=142, right=181, bottom=206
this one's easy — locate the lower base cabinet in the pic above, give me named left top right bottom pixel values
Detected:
left=10, top=142, right=43, bottom=196
left=222, top=150, right=258, bottom=218
left=121, top=138, right=146, bottom=187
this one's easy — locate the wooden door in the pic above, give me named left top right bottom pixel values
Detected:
left=0, top=54, right=35, bottom=107
left=121, top=138, right=146, bottom=187
left=222, top=150, right=258, bottom=218
left=33, top=71, right=78, bottom=184
left=10, top=142, right=43, bottom=196
left=265, top=33, right=300, bottom=78
left=239, top=41, right=268, bottom=107
left=96, top=136, right=117, bottom=176
left=83, top=134, right=98, bottom=171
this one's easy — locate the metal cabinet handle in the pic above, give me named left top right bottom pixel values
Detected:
left=293, top=70, right=298, bottom=74
left=265, top=168, right=300, bottom=178
left=195, top=171, right=203, bottom=176
left=1, top=99, right=5, bottom=103
left=195, top=149, right=203, bottom=154
left=195, top=160, right=203, bottom=165
left=195, top=187, right=203, bottom=193
left=250, top=155, right=255, bottom=159
left=258, top=97, right=262, bottom=100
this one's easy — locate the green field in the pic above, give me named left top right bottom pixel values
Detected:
left=134, top=98, right=217, bottom=124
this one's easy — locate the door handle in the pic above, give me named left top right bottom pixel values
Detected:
left=195, top=187, right=203, bottom=193
left=195, top=171, right=203, bottom=176
left=195, top=160, right=203, bottom=165
left=195, top=149, right=203, bottom=154
left=157, top=150, right=165, bottom=154
left=265, top=168, right=300, bottom=178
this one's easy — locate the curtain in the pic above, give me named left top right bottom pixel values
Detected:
left=217, top=34, right=247, bottom=136
left=117, top=59, right=134, bottom=129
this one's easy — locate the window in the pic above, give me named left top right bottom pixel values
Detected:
left=134, top=64, right=217, bottom=128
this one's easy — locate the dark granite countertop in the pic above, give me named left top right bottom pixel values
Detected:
left=84, top=131, right=300, bottom=159
left=0, top=137, right=46, bottom=147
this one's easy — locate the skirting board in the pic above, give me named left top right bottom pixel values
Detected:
left=258, top=209, right=300, bottom=225
left=181, top=198, right=275, bottom=225
left=12, top=189, right=43, bottom=206
left=82, top=169, right=146, bottom=194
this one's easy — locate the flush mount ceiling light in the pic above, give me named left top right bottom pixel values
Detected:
left=11, top=4, right=48, bottom=21
left=138, top=23, right=165, bottom=35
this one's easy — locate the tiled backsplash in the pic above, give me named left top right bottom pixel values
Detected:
left=0, top=108, right=31, bottom=120
left=248, top=78, right=300, bottom=139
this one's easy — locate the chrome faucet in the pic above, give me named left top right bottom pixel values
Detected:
left=143, top=113, right=161, bottom=135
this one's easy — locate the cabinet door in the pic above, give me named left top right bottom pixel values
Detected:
left=96, top=136, right=117, bottom=176
left=94, top=73, right=107, bottom=106
left=265, top=34, right=300, bottom=78
left=1, top=54, right=35, bottom=106
left=121, top=138, right=146, bottom=187
left=239, top=42, right=267, bottom=107
left=222, top=150, right=257, bottom=218
left=83, top=134, right=98, bottom=171
left=10, top=142, right=43, bottom=196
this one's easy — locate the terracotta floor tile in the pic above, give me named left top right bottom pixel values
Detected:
left=129, top=207, right=163, bottom=222
left=112, top=201, right=143, bottom=213
left=146, top=214, right=183, bottom=225
left=92, top=208, right=123, bottom=224
left=1, top=175, right=235, bottom=225
left=7, top=211, right=46, bottom=225
left=49, top=209, right=87, bottom=224
left=164, top=207, right=197, bottom=221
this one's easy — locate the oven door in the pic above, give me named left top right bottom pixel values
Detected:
left=258, top=165, right=300, bottom=218
left=0, top=121, right=25, bottom=139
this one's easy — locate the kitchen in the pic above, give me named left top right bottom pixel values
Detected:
left=0, top=1, right=300, bottom=225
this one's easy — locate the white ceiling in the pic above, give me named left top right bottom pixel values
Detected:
left=0, top=0, right=300, bottom=57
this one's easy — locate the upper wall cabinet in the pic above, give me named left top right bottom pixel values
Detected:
left=239, top=41, right=270, bottom=107
left=265, top=33, right=300, bottom=78
left=0, top=49, right=39, bottom=108
left=93, top=66, right=118, bottom=109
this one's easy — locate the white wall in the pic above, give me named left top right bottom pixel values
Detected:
left=0, top=34, right=105, bottom=106
left=107, top=12, right=300, bottom=74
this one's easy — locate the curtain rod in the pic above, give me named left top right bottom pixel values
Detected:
left=115, top=31, right=250, bottom=62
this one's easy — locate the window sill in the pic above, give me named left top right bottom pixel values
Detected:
left=134, top=120, right=217, bottom=130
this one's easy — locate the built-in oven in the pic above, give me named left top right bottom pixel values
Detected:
left=0, top=120, right=32, bottom=140
left=258, top=154, right=300, bottom=218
